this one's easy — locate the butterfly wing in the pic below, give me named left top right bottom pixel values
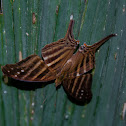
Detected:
left=56, top=50, right=95, bottom=81
left=2, top=55, right=56, bottom=82
left=42, top=19, right=78, bottom=74
left=62, top=74, right=92, bottom=102
left=68, top=51, right=95, bottom=77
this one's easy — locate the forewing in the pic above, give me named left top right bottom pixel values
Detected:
left=58, top=51, right=95, bottom=79
left=2, top=55, right=56, bottom=82
left=63, top=74, right=92, bottom=102
left=69, top=51, right=95, bottom=77
left=42, top=19, right=78, bottom=74
left=42, top=40, right=76, bottom=73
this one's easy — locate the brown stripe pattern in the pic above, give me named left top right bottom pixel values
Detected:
left=2, top=55, right=55, bottom=82
left=42, top=19, right=78, bottom=74
left=56, top=50, right=95, bottom=82
left=68, top=51, right=95, bottom=77
left=63, top=74, right=92, bottom=102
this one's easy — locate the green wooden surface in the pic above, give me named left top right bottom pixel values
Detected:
left=0, top=0, right=126, bottom=126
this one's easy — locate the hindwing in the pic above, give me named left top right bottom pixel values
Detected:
left=63, top=74, right=92, bottom=102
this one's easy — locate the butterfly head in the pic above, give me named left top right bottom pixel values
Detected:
left=67, top=39, right=79, bottom=48
left=79, top=43, right=89, bottom=53
left=76, top=40, right=80, bottom=44
left=74, top=40, right=80, bottom=48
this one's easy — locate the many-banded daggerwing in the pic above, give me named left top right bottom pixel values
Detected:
left=2, top=16, right=79, bottom=82
left=55, top=34, right=116, bottom=102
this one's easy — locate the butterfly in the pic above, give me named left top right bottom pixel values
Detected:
left=1, top=18, right=79, bottom=82
left=1, top=16, right=116, bottom=103
left=55, top=34, right=116, bottom=102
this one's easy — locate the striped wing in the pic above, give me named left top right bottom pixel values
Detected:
left=42, top=39, right=77, bottom=74
left=63, top=74, right=92, bottom=102
left=56, top=50, right=95, bottom=80
left=2, top=55, right=55, bottom=82
left=42, top=19, right=78, bottom=74
left=68, top=51, right=95, bottom=77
